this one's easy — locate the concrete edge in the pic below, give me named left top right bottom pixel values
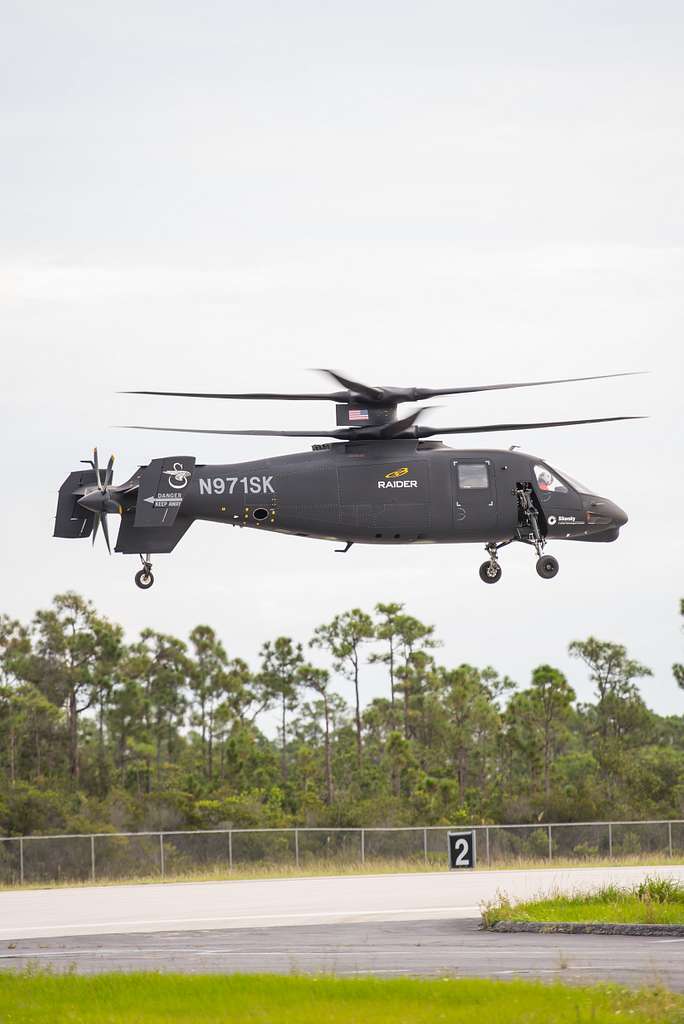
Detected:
left=487, top=920, right=684, bottom=936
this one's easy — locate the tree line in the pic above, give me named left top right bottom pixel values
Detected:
left=0, top=593, right=682, bottom=837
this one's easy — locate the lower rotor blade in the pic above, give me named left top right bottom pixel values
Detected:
left=415, top=415, right=645, bottom=437
left=101, top=513, right=112, bottom=554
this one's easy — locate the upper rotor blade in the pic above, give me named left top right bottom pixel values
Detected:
left=415, top=415, right=645, bottom=437
left=415, top=371, right=646, bottom=400
left=121, top=390, right=337, bottom=401
left=118, top=425, right=343, bottom=438
left=316, top=369, right=384, bottom=401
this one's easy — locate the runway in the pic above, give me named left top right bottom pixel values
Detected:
left=2, top=918, right=683, bottom=989
left=2, top=864, right=683, bottom=941
left=2, top=865, right=683, bottom=989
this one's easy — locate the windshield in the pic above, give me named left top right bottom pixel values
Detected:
left=553, top=467, right=593, bottom=494
left=535, top=463, right=592, bottom=494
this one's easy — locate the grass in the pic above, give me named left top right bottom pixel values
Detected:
left=1, top=973, right=684, bottom=1024
left=482, top=875, right=684, bottom=927
left=1, top=852, right=681, bottom=892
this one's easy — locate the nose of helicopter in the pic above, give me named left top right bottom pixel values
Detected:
left=584, top=496, right=628, bottom=530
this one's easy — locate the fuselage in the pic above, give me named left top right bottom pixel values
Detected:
left=176, top=439, right=627, bottom=547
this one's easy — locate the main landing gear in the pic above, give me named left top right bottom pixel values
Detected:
left=477, top=484, right=560, bottom=584
left=134, top=555, right=154, bottom=590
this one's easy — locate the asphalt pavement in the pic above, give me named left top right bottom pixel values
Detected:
left=1, top=918, right=683, bottom=989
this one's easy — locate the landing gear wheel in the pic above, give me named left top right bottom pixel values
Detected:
left=536, top=555, right=559, bottom=580
left=135, top=569, right=155, bottom=590
left=479, top=560, right=502, bottom=584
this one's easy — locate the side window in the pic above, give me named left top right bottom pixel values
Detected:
left=534, top=464, right=568, bottom=494
left=457, top=463, right=489, bottom=489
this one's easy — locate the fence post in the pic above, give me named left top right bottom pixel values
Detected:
left=485, top=827, right=490, bottom=867
left=19, top=837, right=24, bottom=885
left=294, top=829, right=300, bottom=868
left=608, top=822, right=613, bottom=859
left=547, top=825, right=552, bottom=862
left=360, top=829, right=365, bottom=865
left=228, top=830, right=233, bottom=871
left=423, top=828, right=428, bottom=865
left=90, top=835, right=96, bottom=882
left=159, top=833, right=165, bottom=880
left=668, top=821, right=673, bottom=859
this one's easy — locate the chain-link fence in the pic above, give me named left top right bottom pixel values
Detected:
left=1, top=820, right=682, bottom=886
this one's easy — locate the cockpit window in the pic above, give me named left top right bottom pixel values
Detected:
left=553, top=468, right=592, bottom=494
left=534, top=464, right=568, bottom=494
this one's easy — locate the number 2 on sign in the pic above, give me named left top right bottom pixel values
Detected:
left=453, top=838, right=469, bottom=866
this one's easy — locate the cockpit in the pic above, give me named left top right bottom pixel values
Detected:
left=533, top=464, right=592, bottom=495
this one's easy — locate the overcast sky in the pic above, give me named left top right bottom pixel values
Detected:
left=2, top=1, right=683, bottom=722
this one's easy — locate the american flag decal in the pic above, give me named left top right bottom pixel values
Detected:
left=349, top=408, right=369, bottom=422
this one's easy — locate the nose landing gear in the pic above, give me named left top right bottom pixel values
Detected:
left=134, top=555, right=154, bottom=590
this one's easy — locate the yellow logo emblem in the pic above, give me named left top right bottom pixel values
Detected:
left=385, top=467, right=409, bottom=479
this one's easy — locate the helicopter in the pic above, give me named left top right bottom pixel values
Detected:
left=54, top=370, right=642, bottom=589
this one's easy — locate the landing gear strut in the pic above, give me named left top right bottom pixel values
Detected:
left=516, top=484, right=559, bottom=581
left=135, top=554, right=154, bottom=590
left=478, top=541, right=508, bottom=584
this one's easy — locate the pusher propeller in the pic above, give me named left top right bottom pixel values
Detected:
left=78, top=448, right=121, bottom=553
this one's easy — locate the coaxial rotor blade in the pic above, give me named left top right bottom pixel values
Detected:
left=380, top=406, right=432, bottom=438
left=316, top=369, right=384, bottom=401
left=118, top=424, right=344, bottom=438
left=413, top=415, right=646, bottom=437
left=121, top=389, right=337, bottom=401
left=414, top=371, right=646, bottom=400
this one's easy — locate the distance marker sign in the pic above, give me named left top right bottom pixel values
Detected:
left=447, top=830, right=476, bottom=869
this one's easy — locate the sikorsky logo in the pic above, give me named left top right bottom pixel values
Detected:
left=378, top=466, right=418, bottom=489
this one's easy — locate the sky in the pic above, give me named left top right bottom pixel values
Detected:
left=2, top=1, right=683, bottom=722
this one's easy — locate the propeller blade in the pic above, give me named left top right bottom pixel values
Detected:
left=105, top=454, right=115, bottom=486
left=101, top=512, right=112, bottom=554
left=415, top=371, right=646, bottom=400
left=121, top=389, right=336, bottom=401
left=414, top=415, right=646, bottom=438
left=92, top=512, right=100, bottom=546
left=93, top=447, right=104, bottom=491
left=316, top=370, right=384, bottom=402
